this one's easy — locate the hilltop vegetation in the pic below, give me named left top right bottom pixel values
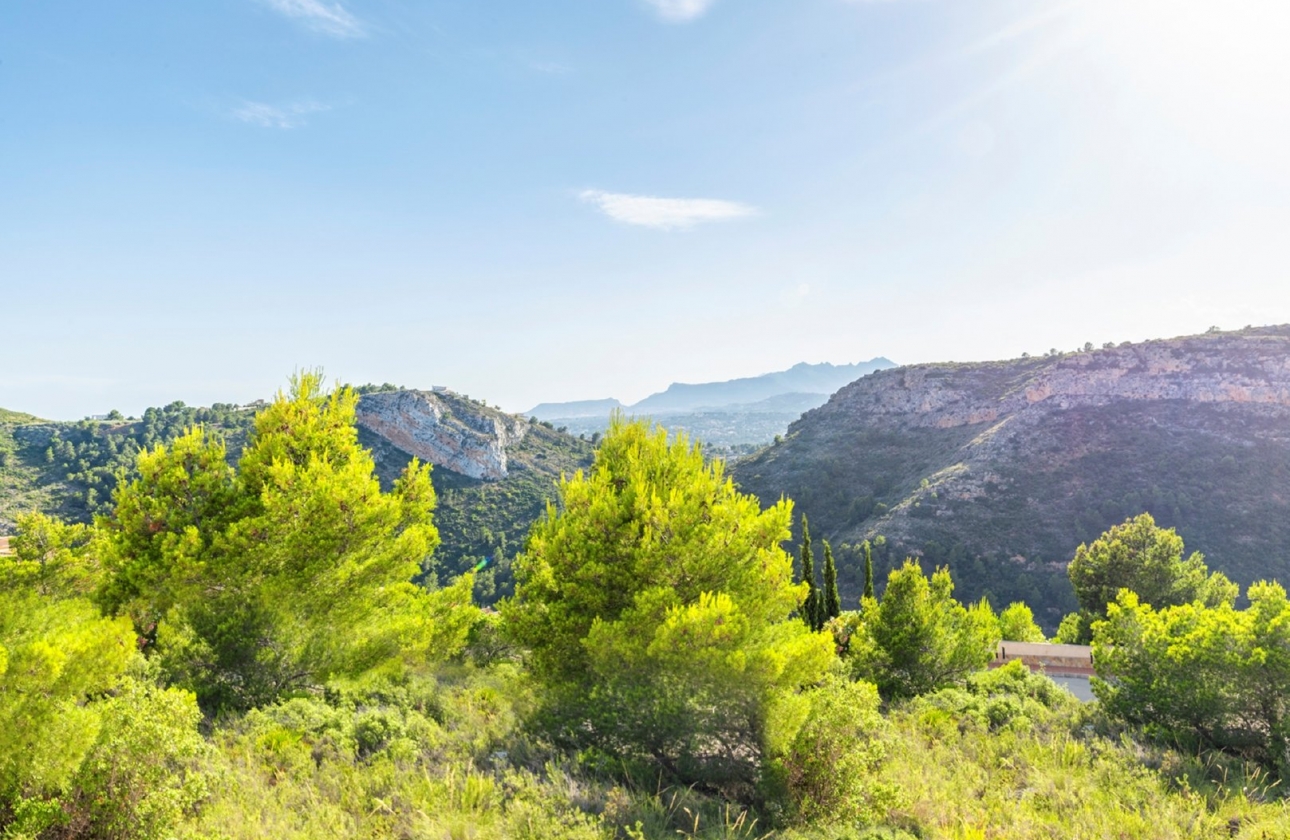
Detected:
left=0, top=408, right=43, bottom=425
left=0, top=403, right=256, bottom=530
left=5, top=384, right=1290, bottom=839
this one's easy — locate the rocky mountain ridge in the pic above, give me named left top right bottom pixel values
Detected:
left=839, top=334, right=1290, bottom=431
left=732, top=326, right=1290, bottom=624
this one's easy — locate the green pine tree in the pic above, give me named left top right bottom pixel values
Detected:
left=800, top=515, right=819, bottom=629
left=504, top=417, right=834, bottom=788
left=822, top=540, right=841, bottom=623
left=862, top=539, right=876, bottom=601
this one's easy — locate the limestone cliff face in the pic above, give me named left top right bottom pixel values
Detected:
left=822, top=330, right=1290, bottom=432
left=356, top=390, right=528, bottom=481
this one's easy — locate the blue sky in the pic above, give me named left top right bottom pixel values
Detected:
left=3, top=0, right=1288, bottom=419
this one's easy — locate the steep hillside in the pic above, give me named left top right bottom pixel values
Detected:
left=0, top=408, right=43, bottom=424
left=732, top=326, right=1290, bottom=627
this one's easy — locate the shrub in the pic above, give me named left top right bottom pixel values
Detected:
left=764, top=676, right=898, bottom=827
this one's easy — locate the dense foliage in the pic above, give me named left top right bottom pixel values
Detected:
left=0, top=391, right=593, bottom=608
left=363, top=410, right=594, bottom=605
left=996, top=601, right=1045, bottom=642
left=845, top=560, right=1000, bottom=699
left=504, top=417, right=835, bottom=795
left=1064, top=512, right=1237, bottom=642
left=1, top=514, right=207, bottom=838
left=95, top=373, right=477, bottom=713
left=1094, top=583, right=1290, bottom=772
left=0, top=403, right=256, bottom=526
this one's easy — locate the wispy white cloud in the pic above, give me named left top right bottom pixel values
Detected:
left=641, top=0, right=717, bottom=23
left=232, top=99, right=332, bottom=129
left=260, top=0, right=365, bottom=38
left=579, top=190, right=758, bottom=231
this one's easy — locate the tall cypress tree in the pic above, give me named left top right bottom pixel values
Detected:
left=862, top=539, right=876, bottom=601
left=799, top=515, right=819, bottom=629
left=822, top=540, right=841, bottom=623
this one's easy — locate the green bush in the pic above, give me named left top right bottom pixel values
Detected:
left=763, top=676, right=898, bottom=828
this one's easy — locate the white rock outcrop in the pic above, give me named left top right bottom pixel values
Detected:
left=356, top=390, right=528, bottom=481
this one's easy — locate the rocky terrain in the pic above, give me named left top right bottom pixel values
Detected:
left=732, top=326, right=1290, bottom=625
left=357, top=390, right=530, bottom=481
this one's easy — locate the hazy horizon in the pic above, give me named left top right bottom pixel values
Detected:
left=4, top=1, right=1288, bottom=420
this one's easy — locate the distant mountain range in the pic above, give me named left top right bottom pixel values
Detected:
left=731, top=326, right=1290, bottom=628
left=526, top=398, right=626, bottom=419
left=526, top=359, right=896, bottom=447
left=528, top=359, right=896, bottom=418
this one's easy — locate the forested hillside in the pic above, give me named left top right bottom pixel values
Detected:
left=0, top=402, right=258, bottom=529
left=733, top=326, right=1290, bottom=628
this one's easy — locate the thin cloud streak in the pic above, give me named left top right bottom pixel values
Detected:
left=580, top=190, right=758, bottom=231
left=917, top=21, right=1087, bottom=135
left=641, top=0, right=717, bottom=23
left=232, top=100, right=333, bottom=129
left=260, top=0, right=365, bottom=38
left=959, top=3, right=1075, bottom=57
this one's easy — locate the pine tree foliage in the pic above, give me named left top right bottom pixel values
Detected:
left=799, top=515, right=820, bottom=630
left=1067, top=512, right=1238, bottom=643
left=848, top=560, right=1000, bottom=699
left=862, top=539, right=876, bottom=601
left=1, top=515, right=206, bottom=838
left=822, top=540, right=841, bottom=623
left=504, top=416, right=833, bottom=789
left=95, top=372, right=477, bottom=712
left=997, top=602, right=1045, bottom=642
left=1094, top=582, right=1290, bottom=765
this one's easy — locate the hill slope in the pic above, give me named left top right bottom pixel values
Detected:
left=0, top=408, right=43, bottom=424
left=731, top=326, right=1290, bottom=626
left=0, top=403, right=258, bottom=531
